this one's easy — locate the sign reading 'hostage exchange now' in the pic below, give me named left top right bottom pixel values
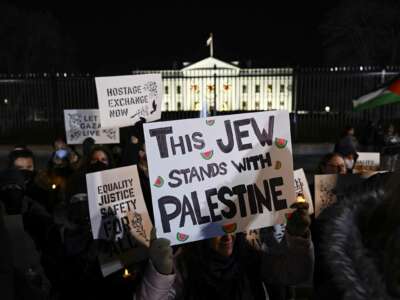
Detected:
left=86, top=165, right=153, bottom=276
left=144, top=111, right=295, bottom=245
left=95, top=74, right=163, bottom=129
left=64, top=109, right=120, bottom=144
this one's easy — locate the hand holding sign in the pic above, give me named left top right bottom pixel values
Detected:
left=149, top=228, right=173, bottom=275
left=286, top=202, right=311, bottom=237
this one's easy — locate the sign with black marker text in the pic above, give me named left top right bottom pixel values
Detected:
left=144, top=111, right=295, bottom=245
left=64, top=109, right=119, bottom=144
left=86, top=165, right=153, bottom=276
left=95, top=74, right=162, bottom=128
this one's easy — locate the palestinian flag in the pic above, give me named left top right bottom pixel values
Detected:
left=353, top=79, right=400, bottom=111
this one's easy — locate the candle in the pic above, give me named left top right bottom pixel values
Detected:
left=122, top=268, right=131, bottom=279
left=296, top=194, right=306, bottom=203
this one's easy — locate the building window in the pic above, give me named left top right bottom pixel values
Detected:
left=267, top=101, right=273, bottom=109
left=165, top=102, right=169, bottom=111
left=287, top=84, right=292, bottom=92
left=267, top=84, right=273, bottom=93
left=177, top=85, right=181, bottom=94
left=255, top=101, right=260, bottom=110
left=280, top=101, right=285, bottom=106
left=177, top=102, right=182, bottom=111
left=242, top=101, right=247, bottom=110
left=165, top=86, right=169, bottom=94
left=255, top=85, right=260, bottom=93
left=242, top=85, right=247, bottom=94
left=280, top=84, right=285, bottom=93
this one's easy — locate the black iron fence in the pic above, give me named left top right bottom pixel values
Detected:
left=1, top=67, right=400, bottom=144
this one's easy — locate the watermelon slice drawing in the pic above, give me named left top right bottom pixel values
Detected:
left=285, top=212, right=293, bottom=221
left=222, top=223, right=237, bottom=234
left=153, top=176, right=164, bottom=188
left=275, top=138, right=287, bottom=149
left=176, top=232, right=189, bottom=242
left=201, top=150, right=214, bottom=160
left=206, top=119, right=215, bottom=126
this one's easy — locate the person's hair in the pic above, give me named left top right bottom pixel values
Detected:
left=83, top=145, right=114, bottom=170
left=7, top=148, right=35, bottom=169
left=317, top=152, right=342, bottom=174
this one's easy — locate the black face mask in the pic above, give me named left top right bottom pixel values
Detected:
left=87, top=161, right=109, bottom=173
left=53, top=166, right=71, bottom=177
left=0, top=188, right=24, bottom=215
left=19, top=169, right=36, bottom=186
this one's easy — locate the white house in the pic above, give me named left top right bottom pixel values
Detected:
left=133, top=57, right=293, bottom=112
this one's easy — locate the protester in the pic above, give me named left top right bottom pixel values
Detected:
left=0, top=169, right=51, bottom=299
left=315, top=172, right=399, bottom=299
left=135, top=202, right=313, bottom=300
left=334, top=126, right=359, bottom=173
left=317, top=153, right=347, bottom=174
left=381, top=124, right=400, bottom=171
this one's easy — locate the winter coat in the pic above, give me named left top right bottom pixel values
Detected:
left=315, top=172, right=399, bottom=299
left=0, top=205, right=51, bottom=300
left=135, top=231, right=314, bottom=300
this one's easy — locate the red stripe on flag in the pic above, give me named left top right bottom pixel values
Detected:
left=388, top=80, right=400, bottom=95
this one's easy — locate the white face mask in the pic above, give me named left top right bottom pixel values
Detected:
left=344, top=158, right=354, bottom=170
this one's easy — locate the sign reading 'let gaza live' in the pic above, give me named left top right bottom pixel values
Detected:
left=144, top=111, right=295, bottom=245
left=95, top=74, right=162, bottom=128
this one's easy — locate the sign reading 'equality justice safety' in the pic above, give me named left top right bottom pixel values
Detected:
left=144, top=111, right=296, bottom=245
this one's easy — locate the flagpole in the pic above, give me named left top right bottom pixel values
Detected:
left=207, top=33, right=214, bottom=57
left=210, top=33, right=214, bottom=57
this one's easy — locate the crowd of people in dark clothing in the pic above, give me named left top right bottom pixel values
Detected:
left=0, top=120, right=399, bottom=300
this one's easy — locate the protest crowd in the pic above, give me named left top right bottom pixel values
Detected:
left=1, top=75, right=400, bottom=300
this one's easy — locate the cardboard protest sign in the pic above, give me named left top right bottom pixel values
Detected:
left=314, top=174, right=337, bottom=217
left=95, top=74, right=162, bottom=128
left=354, top=152, right=380, bottom=173
left=314, top=174, right=364, bottom=217
left=144, top=111, right=295, bottom=245
left=86, top=165, right=153, bottom=276
left=293, top=168, right=314, bottom=214
left=64, top=109, right=120, bottom=144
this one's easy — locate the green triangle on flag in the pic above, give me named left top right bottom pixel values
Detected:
left=353, top=79, right=400, bottom=111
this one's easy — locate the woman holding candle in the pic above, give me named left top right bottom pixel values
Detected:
left=135, top=201, right=313, bottom=300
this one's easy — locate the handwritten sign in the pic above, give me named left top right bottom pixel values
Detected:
left=354, top=152, right=380, bottom=173
left=64, top=109, right=119, bottom=144
left=314, top=174, right=364, bottom=217
left=144, top=111, right=295, bottom=245
left=314, top=174, right=337, bottom=217
left=293, top=168, right=314, bottom=214
left=86, top=165, right=153, bottom=276
left=95, top=74, right=163, bottom=128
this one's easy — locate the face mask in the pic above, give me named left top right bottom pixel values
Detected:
left=19, top=169, right=36, bottom=185
left=87, top=161, right=108, bottom=173
left=344, top=158, right=354, bottom=170
left=0, top=189, right=24, bottom=215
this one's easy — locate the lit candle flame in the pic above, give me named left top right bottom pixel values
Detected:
left=296, top=195, right=306, bottom=203
left=123, top=268, right=131, bottom=278
left=52, top=184, right=56, bottom=190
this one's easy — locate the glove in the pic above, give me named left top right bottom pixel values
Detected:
left=149, top=228, right=173, bottom=275
left=286, top=202, right=311, bottom=237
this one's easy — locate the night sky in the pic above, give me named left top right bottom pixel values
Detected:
left=10, top=1, right=336, bottom=72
